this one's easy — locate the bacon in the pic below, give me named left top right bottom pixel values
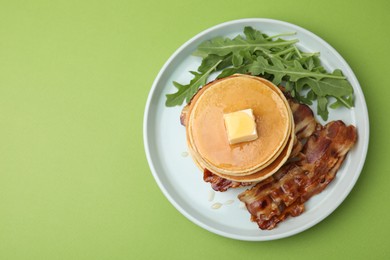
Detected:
left=202, top=98, right=318, bottom=192
left=203, top=169, right=253, bottom=191
left=238, top=120, right=357, bottom=230
left=287, top=97, right=317, bottom=140
left=180, top=104, right=190, bottom=126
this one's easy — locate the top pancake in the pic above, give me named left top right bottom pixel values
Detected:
left=187, top=74, right=291, bottom=176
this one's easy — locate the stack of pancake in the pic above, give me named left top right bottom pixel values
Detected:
left=185, top=74, right=294, bottom=182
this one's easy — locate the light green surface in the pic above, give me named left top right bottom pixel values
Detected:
left=0, top=0, right=388, bottom=259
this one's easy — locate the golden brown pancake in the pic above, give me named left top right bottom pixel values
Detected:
left=186, top=74, right=293, bottom=177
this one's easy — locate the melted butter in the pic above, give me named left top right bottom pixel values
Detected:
left=227, top=111, right=254, bottom=135
left=224, top=109, right=257, bottom=144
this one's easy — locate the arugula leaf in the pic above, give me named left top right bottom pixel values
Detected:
left=244, top=26, right=266, bottom=42
left=165, top=59, right=222, bottom=106
left=247, top=56, right=268, bottom=76
left=297, top=70, right=352, bottom=96
left=292, top=71, right=353, bottom=119
left=165, top=26, right=355, bottom=121
left=330, top=95, right=354, bottom=109
left=232, top=52, right=244, bottom=67
left=217, top=66, right=247, bottom=79
left=195, top=34, right=298, bottom=57
left=198, top=54, right=231, bottom=73
left=248, top=56, right=346, bottom=87
left=317, top=96, right=329, bottom=120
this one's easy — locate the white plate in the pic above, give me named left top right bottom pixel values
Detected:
left=143, top=18, right=369, bottom=241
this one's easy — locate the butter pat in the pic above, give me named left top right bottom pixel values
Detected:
left=223, top=109, right=258, bottom=145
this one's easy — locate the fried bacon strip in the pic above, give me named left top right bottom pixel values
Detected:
left=180, top=104, right=190, bottom=127
left=238, top=120, right=357, bottom=230
left=201, top=97, right=318, bottom=192
left=203, top=169, right=253, bottom=192
left=287, top=97, right=317, bottom=140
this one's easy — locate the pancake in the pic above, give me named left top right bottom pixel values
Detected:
left=187, top=107, right=293, bottom=177
left=186, top=74, right=293, bottom=177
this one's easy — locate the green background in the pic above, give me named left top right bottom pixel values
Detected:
left=0, top=0, right=388, bottom=259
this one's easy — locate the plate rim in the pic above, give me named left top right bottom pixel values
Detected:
left=143, top=18, right=370, bottom=241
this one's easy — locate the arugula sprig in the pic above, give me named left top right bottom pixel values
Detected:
left=165, top=26, right=354, bottom=121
